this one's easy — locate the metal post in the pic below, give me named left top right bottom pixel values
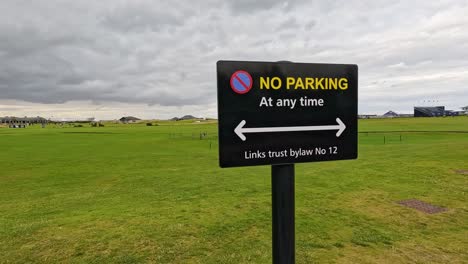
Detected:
left=272, top=164, right=295, bottom=264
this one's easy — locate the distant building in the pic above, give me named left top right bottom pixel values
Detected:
left=383, top=111, right=399, bottom=118
left=0, top=116, right=47, bottom=124
left=462, top=106, right=468, bottom=114
left=414, top=106, right=445, bottom=117
left=179, top=115, right=197, bottom=120
left=119, top=116, right=141, bottom=123
left=358, top=114, right=377, bottom=119
left=444, top=110, right=460, bottom=116
left=170, top=115, right=198, bottom=121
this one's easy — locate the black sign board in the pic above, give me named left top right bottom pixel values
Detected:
left=217, top=60, right=358, bottom=168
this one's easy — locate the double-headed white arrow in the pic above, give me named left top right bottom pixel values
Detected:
left=234, top=118, right=346, bottom=141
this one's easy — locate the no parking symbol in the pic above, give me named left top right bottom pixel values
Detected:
left=230, top=70, right=252, bottom=94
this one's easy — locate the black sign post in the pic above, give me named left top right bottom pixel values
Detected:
left=217, top=60, right=358, bottom=263
left=272, top=163, right=294, bottom=264
left=272, top=61, right=294, bottom=264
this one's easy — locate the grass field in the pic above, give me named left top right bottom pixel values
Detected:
left=0, top=117, right=467, bottom=263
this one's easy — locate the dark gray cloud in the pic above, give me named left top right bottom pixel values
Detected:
left=0, top=0, right=467, bottom=118
left=100, top=2, right=187, bottom=33
left=227, top=0, right=298, bottom=13
left=277, top=17, right=300, bottom=31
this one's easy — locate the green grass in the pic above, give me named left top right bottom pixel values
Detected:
left=0, top=117, right=467, bottom=263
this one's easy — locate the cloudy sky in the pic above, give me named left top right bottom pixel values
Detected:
left=1, top=0, right=467, bottom=120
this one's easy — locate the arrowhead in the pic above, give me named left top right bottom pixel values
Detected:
left=234, top=120, right=247, bottom=141
left=336, top=118, right=346, bottom=137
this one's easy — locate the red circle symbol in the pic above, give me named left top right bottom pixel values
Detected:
left=230, top=70, right=253, bottom=94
